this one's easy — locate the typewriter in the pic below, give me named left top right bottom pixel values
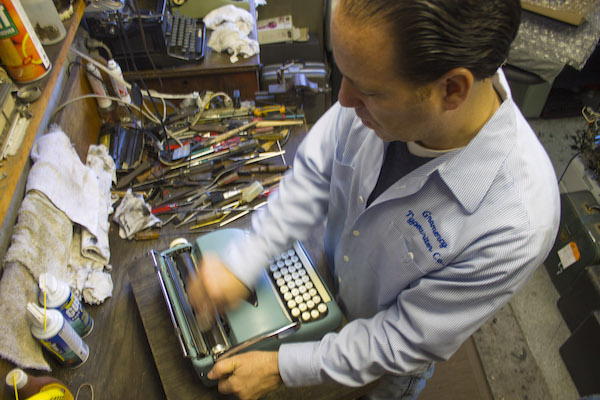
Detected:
left=150, top=228, right=342, bottom=385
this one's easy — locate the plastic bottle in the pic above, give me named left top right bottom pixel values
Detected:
left=5, top=368, right=74, bottom=400
left=28, top=303, right=89, bottom=367
left=39, top=273, right=93, bottom=338
left=85, top=62, right=112, bottom=110
left=20, top=0, right=66, bottom=45
left=107, top=59, right=131, bottom=104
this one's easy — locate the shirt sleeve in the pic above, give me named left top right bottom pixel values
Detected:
left=278, top=224, right=556, bottom=387
left=221, top=103, right=347, bottom=289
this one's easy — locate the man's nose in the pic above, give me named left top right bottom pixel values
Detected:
left=338, top=77, right=364, bottom=108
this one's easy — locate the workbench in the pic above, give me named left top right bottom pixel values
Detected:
left=0, top=59, right=373, bottom=397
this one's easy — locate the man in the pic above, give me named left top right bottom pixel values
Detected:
left=187, top=0, right=560, bottom=399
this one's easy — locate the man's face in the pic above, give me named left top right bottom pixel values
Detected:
left=332, top=8, right=441, bottom=144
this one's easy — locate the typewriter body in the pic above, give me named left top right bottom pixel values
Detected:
left=150, top=228, right=342, bottom=385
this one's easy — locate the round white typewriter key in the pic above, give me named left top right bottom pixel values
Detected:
left=317, top=303, right=328, bottom=313
left=303, top=292, right=311, bottom=301
left=284, top=292, right=293, bottom=301
left=291, top=255, right=299, bottom=263
left=309, top=288, right=317, bottom=297
left=288, top=249, right=295, bottom=257
left=291, top=308, right=300, bottom=318
left=313, top=295, right=321, bottom=304
left=299, top=302, right=307, bottom=312
left=302, top=275, right=310, bottom=283
left=284, top=274, right=292, bottom=282
left=288, top=281, right=296, bottom=289
left=311, top=309, right=320, bottom=320
left=287, top=299, right=297, bottom=309
left=295, top=295, right=303, bottom=304
left=273, top=271, right=282, bottom=279
left=298, top=285, right=307, bottom=293
left=289, top=267, right=297, bottom=274
left=280, top=285, right=289, bottom=293
left=274, top=254, right=282, bottom=261
left=294, top=279, right=302, bottom=287
left=277, top=260, right=285, bottom=268
left=281, top=251, right=289, bottom=259
left=291, top=288, right=300, bottom=297
left=270, top=264, right=278, bottom=272
left=285, top=259, right=293, bottom=267
left=302, top=311, right=311, bottom=322
left=297, top=268, right=306, bottom=276
left=281, top=267, right=289, bottom=275
left=292, top=272, right=299, bottom=279
left=276, top=278, right=286, bottom=287
left=307, top=300, right=315, bottom=309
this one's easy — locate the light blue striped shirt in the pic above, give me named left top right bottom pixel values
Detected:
left=223, top=71, right=560, bottom=387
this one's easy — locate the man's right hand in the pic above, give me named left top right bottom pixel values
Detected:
left=186, top=253, right=251, bottom=325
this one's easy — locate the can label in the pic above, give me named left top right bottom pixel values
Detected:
left=59, top=291, right=94, bottom=338
left=0, top=0, right=51, bottom=82
left=40, top=320, right=89, bottom=368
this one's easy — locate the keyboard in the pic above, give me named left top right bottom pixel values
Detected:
left=166, top=12, right=205, bottom=61
left=267, top=242, right=331, bottom=323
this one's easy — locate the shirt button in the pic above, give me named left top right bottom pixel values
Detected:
left=408, top=252, right=414, bottom=259
left=343, top=255, right=349, bottom=262
left=359, top=196, right=364, bottom=203
left=338, top=276, right=342, bottom=284
left=353, top=230, right=360, bottom=236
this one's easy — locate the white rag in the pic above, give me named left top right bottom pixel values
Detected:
left=81, top=144, right=116, bottom=264
left=27, top=127, right=101, bottom=237
left=204, top=4, right=255, bottom=35
left=208, top=22, right=260, bottom=63
left=112, top=189, right=162, bottom=239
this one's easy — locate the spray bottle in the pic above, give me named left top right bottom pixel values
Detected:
left=39, top=273, right=93, bottom=338
left=5, top=368, right=74, bottom=399
left=27, top=303, right=89, bottom=367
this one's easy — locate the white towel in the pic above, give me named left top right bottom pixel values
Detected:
left=204, top=4, right=255, bottom=35
left=80, top=144, right=116, bottom=264
left=112, top=189, right=162, bottom=239
left=208, top=22, right=260, bottom=63
left=1, top=190, right=74, bottom=371
left=27, top=128, right=101, bottom=237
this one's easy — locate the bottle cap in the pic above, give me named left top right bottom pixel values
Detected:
left=5, top=368, right=27, bottom=389
left=242, top=181, right=263, bottom=203
left=39, top=273, right=59, bottom=296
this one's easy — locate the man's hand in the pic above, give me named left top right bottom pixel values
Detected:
left=186, top=253, right=251, bottom=318
left=208, top=351, right=283, bottom=400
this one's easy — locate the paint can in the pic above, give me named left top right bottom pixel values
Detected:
left=0, top=0, right=51, bottom=83
left=27, top=303, right=90, bottom=368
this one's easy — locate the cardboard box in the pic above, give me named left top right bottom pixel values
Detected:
left=257, top=15, right=306, bottom=44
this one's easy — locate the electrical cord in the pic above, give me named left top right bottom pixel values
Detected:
left=69, top=48, right=197, bottom=101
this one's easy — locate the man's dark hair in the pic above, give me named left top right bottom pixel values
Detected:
left=341, top=0, right=521, bottom=84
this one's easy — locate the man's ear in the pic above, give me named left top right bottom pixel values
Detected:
left=437, top=68, right=474, bottom=111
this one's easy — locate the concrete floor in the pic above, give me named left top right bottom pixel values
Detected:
left=472, top=115, right=589, bottom=400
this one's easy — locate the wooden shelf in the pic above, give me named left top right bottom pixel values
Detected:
left=0, top=0, right=86, bottom=230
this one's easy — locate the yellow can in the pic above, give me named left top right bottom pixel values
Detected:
left=0, top=0, right=51, bottom=82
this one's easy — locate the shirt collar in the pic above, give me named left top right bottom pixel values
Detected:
left=437, top=69, right=518, bottom=213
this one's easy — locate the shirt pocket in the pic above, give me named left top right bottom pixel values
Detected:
left=367, top=221, right=428, bottom=310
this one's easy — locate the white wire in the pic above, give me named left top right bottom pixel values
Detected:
left=70, top=47, right=199, bottom=101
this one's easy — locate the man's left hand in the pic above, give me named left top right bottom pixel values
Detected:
left=208, top=351, right=282, bottom=400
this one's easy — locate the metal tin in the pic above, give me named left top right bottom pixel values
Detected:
left=0, top=0, right=51, bottom=83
